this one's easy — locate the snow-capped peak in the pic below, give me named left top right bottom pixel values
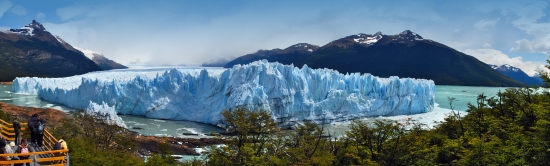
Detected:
left=489, top=64, right=520, bottom=72
left=292, top=43, right=314, bottom=48
left=353, top=32, right=383, bottom=45
left=75, top=47, right=103, bottom=60
left=3, top=20, right=46, bottom=36
left=398, top=30, right=423, bottom=41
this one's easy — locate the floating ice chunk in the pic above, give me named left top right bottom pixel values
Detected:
left=85, top=101, right=128, bottom=128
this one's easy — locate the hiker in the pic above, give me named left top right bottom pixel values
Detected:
left=27, top=114, right=39, bottom=145
left=5, top=142, right=19, bottom=160
left=54, top=136, right=67, bottom=150
left=0, top=148, right=8, bottom=166
left=12, top=120, right=21, bottom=146
left=37, top=119, right=45, bottom=147
left=53, top=136, right=67, bottom=159
left=17, top=139, right=32, bottom=166
left=0, top=137, right=7, bottom=162
left=0, top=138, right=10, bottom=166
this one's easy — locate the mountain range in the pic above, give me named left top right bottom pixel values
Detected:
left=0, top=20, right=125, bottom=81
left=225, top=30, right=525, bottom=87
left=489, top=64, right=543, bottom=86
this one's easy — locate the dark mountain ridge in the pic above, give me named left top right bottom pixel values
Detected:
left=0, top=20, right=102, bottom=81
left=225, top=30, right=525, bottom=87
left=224, top=43, right=319, bottom=68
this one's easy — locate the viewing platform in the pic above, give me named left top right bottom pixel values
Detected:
left=0, top=119, right=69, bottom=166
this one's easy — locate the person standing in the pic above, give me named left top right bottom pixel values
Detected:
left=27, top=114, right=38, bottom=145
left=37, top=119, right=45, bottom=147
left=12, top=120, right=21, bottom=146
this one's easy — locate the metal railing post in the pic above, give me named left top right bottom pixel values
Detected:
left=31, top=154, right=37, bottom=166
left=65, top=152, right=70, bottom=166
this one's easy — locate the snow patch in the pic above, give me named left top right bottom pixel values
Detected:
left=353, top=34, right=382, bottom=45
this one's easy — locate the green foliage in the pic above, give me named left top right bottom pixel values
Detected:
left=202, top=84, right=550, bottom=165
left=51, top=111, right=169, bottom=166
left=0, top=105, right=12, bottom=122
left=52, top=59, right=550, bottom=165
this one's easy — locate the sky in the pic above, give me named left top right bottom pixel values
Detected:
left=0, top=0, right=549, bottom=76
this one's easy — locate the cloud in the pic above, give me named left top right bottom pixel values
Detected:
left=0, top=26, right=9, bottom=30
left=464, top=48, right=548, bottom=76
left=56, top=6, right=90, bottom=21
left=0, top=0, right=13, bottom=18
left=511, top=36, right=550, bottom=52
left=9, top=4, right=26, bottom=16
left=489, top=1, right=550, bottom=53
left=449, top=42, right=468, bottom=49
left=482, top=43, right=492, bottom=48
left=36, top=12, right=45, bottom=19
left=473, top=18, right=500, bottom=30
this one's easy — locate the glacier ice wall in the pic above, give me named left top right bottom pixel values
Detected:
left=13, top=60, right=435, bottom=126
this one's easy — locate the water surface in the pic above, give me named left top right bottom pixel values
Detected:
left=0, top=84, right=510, bottom=137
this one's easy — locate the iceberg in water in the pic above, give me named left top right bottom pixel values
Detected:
left=12, top=60, right=435, bottom=126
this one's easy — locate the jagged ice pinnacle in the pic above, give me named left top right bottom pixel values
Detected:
left=12, top=60, right=435, bottom=126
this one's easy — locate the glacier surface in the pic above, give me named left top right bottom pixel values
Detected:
left=12, top=60, right=435, bottom=126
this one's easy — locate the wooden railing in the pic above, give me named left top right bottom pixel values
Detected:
left=0, top=119, right=30, bottom=141
left=0, top=119, right=69, bottom=165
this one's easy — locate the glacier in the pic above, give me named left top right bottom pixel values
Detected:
left=12, top=60, right=435, bottom=126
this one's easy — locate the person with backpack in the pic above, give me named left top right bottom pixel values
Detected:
left=12, top=120, right=21, bottom=146
left=37, top=119, right=45, bottom=147
left=54, top=136, right=67, bottom=150
left=53, top=136, right=67, bottom=159
left=27, top=114, right=39, bottom=145
left=17, top=139, right=32, bottom=166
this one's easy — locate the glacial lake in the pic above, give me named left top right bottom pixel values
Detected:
left=0, top=84, right=507, bottom=137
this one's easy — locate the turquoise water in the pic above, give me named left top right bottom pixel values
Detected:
left=435, top=85, right=507, bottom=111
left=0, top=84, right=510, bottom=137
left=0, top=84, right=225, bottom=137
left=0, top=83, right=513, bottom=158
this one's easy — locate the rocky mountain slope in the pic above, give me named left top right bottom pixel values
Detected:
left=226, top=30, right=525, bottom=87
left=224, top=43, right=319, bottom=68
left=0, top=20, right=102, bottom=81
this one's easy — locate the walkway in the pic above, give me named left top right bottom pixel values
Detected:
left=0, top=119, right=69, bottom=166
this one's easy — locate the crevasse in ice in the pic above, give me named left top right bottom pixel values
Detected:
left=12, top=60, right=435, bottom=126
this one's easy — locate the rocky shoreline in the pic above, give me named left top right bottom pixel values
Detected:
left=0, top=102, right=225, bottom=158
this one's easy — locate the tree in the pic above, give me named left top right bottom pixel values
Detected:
left=206, top=108, right=279, bottom=166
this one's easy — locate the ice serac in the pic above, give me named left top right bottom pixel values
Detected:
left=12, top=60, right=435, bottom=126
